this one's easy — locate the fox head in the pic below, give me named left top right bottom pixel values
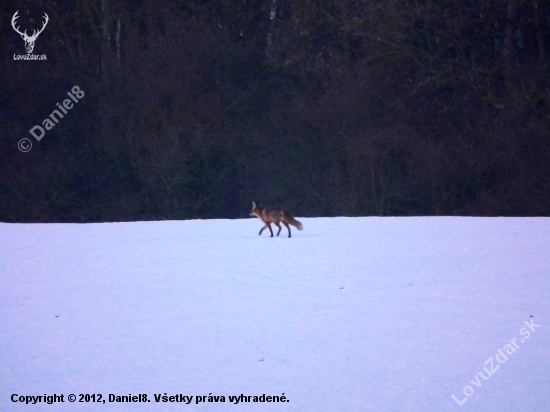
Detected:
left=250, top=201, right=261, bottom=217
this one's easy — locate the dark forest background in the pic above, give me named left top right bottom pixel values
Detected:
left=1, top=0, right=549, bottom=222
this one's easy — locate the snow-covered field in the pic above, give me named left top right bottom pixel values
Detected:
left=1, top=217, right=549, bottom=411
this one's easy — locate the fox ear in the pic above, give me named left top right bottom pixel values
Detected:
left=252, top=201, right=256, bottom=207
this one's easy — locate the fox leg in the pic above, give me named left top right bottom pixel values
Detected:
left=259, top=224, right=274, bottom=237
left=282, top=221, right=291, bottom=238
left=274, top=222, right=282, bottom=236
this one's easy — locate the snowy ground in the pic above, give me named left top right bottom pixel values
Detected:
left=1, top=217, right=549, bottom=411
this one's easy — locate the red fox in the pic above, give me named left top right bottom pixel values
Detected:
left=250, top=201, right=303, bottom=238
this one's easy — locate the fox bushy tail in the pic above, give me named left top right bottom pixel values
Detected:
left=286, top=212, right=303, bottom=231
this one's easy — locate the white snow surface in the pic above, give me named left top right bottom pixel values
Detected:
left=1, top=217, right=549, bottom=412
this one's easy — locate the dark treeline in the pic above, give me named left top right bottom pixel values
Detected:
left=1, top=0, right=549, bottom=222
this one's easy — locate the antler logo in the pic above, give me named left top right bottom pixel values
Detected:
left=11, top=10, right=49, bottom=54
